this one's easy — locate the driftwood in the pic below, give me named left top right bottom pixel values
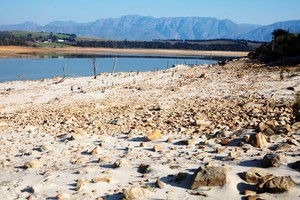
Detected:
left=16, top=74, right=28, bottom=81
left=112, top=57, right=118, bottom=76
left=53, top=65, right=67, bottom=84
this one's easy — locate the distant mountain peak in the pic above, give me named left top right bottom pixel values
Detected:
left=0, top=16, right=299, bottom=41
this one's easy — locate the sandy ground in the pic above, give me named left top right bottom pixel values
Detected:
left=0, top=46, right=248, bottom=58
left=0, top=58, right=299, bottom=200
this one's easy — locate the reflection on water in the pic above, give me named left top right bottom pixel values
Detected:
left=0, top=55, right=233, bottom=82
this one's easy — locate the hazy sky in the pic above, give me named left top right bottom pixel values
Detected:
left=1, top=0, right=299, bottom=25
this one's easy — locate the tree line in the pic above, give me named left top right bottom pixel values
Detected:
left=75, top=39, right=255, bottom=52
left=249, top=29, right=300, bottom=60
left=0, top=30, right=261, bottom=52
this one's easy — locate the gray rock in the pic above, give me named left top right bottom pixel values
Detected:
left=176, top=172, right=188, bottom=182
left=191, top=166, right=227, bottom=189
left=138, top=164, right=151, bottom=174
left=114, top=158, right=129, bottom=168
left=261, top=154, right=287, bottom=168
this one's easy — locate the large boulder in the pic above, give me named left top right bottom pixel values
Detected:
left=190, top=166, right=227, bottom=189
left=257, top=175, right=296, bottom=193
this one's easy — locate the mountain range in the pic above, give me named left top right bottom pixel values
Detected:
left=0, top=15, right=299, bottom=41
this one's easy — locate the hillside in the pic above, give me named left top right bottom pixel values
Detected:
left=0, top=15, right=299, bottom=41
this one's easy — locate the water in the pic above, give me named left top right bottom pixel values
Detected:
left=0, top=56, right=218, bottom=83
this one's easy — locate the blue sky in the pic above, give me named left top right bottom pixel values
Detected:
left=1, top=0, right=299, bottom=25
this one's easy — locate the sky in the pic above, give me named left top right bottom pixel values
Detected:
left=1, top=0, right=299, bottom=25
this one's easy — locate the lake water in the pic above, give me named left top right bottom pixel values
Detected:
left=0, top=55, right=219, bottom=83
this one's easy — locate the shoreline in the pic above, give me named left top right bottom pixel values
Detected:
left=0, top=46, right=249, bottom=58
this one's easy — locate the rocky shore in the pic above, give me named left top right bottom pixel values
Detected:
left=0, top=58, right=299, bottom=200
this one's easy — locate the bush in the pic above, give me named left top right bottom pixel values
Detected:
left=293, top=92, right=300, bottom=122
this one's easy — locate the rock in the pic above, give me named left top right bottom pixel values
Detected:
left=244, top=190, right=256, bottom=196
left=292, top=122, right=300, bottom=130
left=191, top=166, right=227, bottom=189
left=144, top=130, right=162, bottom=141
left=32, top=182, right=57, bottom=193
left=249, top=133, right=268, bottom=148
left=272, top=125, right=291, bottom=135
left=289, top=160, right=300, bottom=172
left=70, top=133, right=84, bottom=140
left=24, top=160, right=42, bottom=169
left=287, top=139, right=299, bottom=146
left=246, top=195, right=260, bottom=200
left=166, top=137, right=174, bottom=143
left=112, top=117, right=126, bottom=126
left=198, top=73, right=210, bottom=79
left=56, top=192, right=71, bottom=200
left=114, top=158, right=129, bottom=168
left=155, top=179, right=165, bottom=189
left=220, top=138, right=231, bottom=146
left=195, top=119, right=211, bottom=127
left=240, top=168, right=271, bottom=184
left=262, top=128, right=275, bottom=137
left=90, top=146, right=101, bottom=155
left=176, top=172, right=188, bottom=182
left=78, top=166, right=99, bottom=174
left=92, top=176, right=112, bottom=183
left=138, top=164, right=151, bottom=174
left=24, top=125, right=36, bottom=133
left=261, top=154, right=287, bottom=168
left=214, top=131, right=230, bottom=138
left=70, top=128, right=86, bottom=140
left=177, top=139, right=196, bottom=146
left=153, top=144, right=163, bottom=152
left=243, top=102, right=264, bottom=109
left=76, top=179, right=89, bottom=191
left=274, top=143, right=292, bottom=151
left=252, top=108, right=260, bottom=114
left=123, top=187, right=150, bottom=200
left=257, top=175, right=296, bottom=193
left=139, top=142, right=147, bottom=147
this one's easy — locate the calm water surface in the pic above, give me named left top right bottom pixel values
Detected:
left=0, top=56, right=218, bottom=83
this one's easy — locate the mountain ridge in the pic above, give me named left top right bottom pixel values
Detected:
left=0, top=15, right=299, bottom=41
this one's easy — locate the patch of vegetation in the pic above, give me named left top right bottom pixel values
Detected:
left=0, top=31, right=76, bottom=47
left=248, top=29, right=300, bottom=62
left=34, top=42, right=69, bottom=48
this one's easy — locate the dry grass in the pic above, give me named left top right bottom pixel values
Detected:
left=0, top=46, right=249, bottom=58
